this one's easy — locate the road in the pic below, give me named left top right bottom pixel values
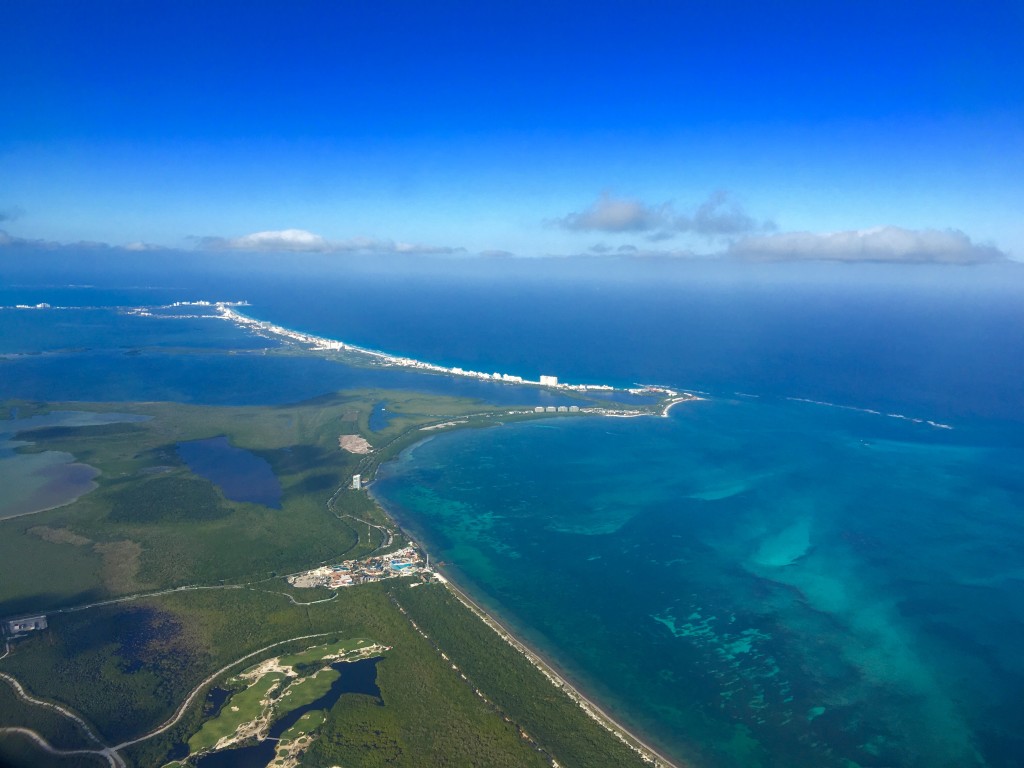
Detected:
left=0, top=460, right=401, bottom=765
left=0, top=632, right=341, bottom=766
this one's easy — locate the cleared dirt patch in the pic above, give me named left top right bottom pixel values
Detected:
left=338, top=435, right=372, bottom=454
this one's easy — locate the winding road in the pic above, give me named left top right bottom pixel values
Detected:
left=0, top=632, right=341, bottom=766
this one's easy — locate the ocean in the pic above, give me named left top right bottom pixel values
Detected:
left=373, top=399, right=1024, bottom=767
left=2, top=259, right=1023, bottom=767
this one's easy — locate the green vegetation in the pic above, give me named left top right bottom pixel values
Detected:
left=0, top=390, right=527, bottom=614
left=278, top=668, right=339, bottom=712
left=1, top=601, right=211, bottom=744
left=278, top=638, right=368, bottom=668
left=108, top=475, right=230, bottom=523
left=392, top=581, right=652, bottom=768
left=188, top=672, right=284, bottom=753
left=280, top=709, right=325, bottom=741
left=0, top=733, right=108, bottom=768
left=0, top=389, right=660, bottom=768
left=0, top=676, right=94, bottom=753
left=187, top=636, right=374, bottom=758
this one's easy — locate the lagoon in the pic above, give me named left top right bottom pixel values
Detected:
left=176, top=436, right=282, bottom=509
left=0, top=410, right=148, bottom=519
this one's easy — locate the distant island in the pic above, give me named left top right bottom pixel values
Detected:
left=211, top=301, right=687, bottom=403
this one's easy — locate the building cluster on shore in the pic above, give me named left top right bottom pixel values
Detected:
left=287, top=546, right=434, bottom=590
left=169, top=303, right=697, bottom=422
left=213, top=303, right=656, bottom=397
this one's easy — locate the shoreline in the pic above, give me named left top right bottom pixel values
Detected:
left=209, top=301, right=683, bottom=403
left=368, top=477, right=686, bottom=768
left=438, top=573, right=686, bottom=768
left=205, top=297, right=694, bottom=764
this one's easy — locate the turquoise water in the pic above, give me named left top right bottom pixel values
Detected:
left=374, top=397, right=1024, bottom=768
left=4, top=277, right=1024, bottom=767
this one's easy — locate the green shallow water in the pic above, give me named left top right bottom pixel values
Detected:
left=374, top=397, right=1024, bottom=768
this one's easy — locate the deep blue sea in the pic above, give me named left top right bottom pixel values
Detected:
left=2, top=260, right=1023, bottom=767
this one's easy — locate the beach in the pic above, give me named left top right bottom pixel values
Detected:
left=438, top=574, right=685, bottom=768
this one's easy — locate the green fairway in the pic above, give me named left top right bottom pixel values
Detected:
left=188, top=672, right=285, bottom=753
left=280, top=709, right=326, bottom=741
left=277, top=638, right=370, bottom=669
left=278, top=668, right=340, bottom=712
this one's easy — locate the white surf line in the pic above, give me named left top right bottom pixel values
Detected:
left=4, top=298, right=691, bottom=409
left=661, top=395, right=704, bottom=417
left=212, top=301, right=669, bottom=399
left=786, top=397, right=953, bottom=429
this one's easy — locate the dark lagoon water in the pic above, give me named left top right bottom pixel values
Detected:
left=193, top=657, right=382, bottom=768
left=0, top=305, right=594, bottom=408
left=176, top=436, right=282, bottom=508
left=369, top=400, right=394, bottom=432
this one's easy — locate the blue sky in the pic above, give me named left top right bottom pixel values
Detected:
left=2, top=1, right=1022, bottom=262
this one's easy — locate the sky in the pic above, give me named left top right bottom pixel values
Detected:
left=2, top=1, right=1023, bottom=263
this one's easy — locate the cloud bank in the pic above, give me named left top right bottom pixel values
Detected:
left=197, top=228, right=463, bottom=255
left=554, top=191, right=773, bottom=239
left=0, top=229, right=162, bottom=251
left=556, top=193, right=669, bottom=233
left=1, top=224, right=1007, bottom=266
left=729, top=226, right=1005, bottom=264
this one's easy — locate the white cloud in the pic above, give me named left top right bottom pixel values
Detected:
left=236, top=228, right=328, bottom=250
left=197, top=228, right=462, bottom=255
left=729, top=226, right=1005, bottom=264
left=0, top=230, right=112, bottom=250
left=554, top=191, right=772, bottom=237
left=198, top=228, right=329, bottom=251
left=123, top=241, right=167, bottom=252
left=554, top=193, right=670, bottom=232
